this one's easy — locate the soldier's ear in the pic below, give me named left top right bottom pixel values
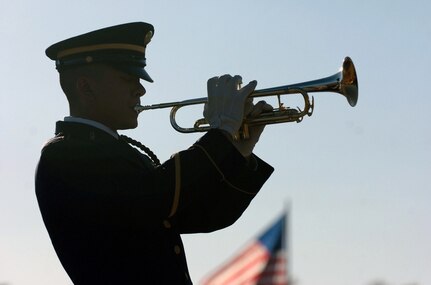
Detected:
left=76, top=76, right=96, bottom=101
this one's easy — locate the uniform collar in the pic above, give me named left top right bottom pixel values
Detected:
left=64, top=116, right=119, bottom=139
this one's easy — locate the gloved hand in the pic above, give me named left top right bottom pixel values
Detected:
left=203, top=74, right=257, bottom=137
left=229, top=100, right=273, bottom=158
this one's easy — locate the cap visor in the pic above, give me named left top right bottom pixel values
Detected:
left=116, top=65, right=153, bottom=82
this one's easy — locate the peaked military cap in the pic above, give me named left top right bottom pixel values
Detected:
left=46, top=22, right=155, bottom=82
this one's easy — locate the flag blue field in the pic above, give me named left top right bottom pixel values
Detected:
left=201, top=214, right=288, bottom=285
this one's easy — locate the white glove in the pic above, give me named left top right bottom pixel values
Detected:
left=203, top=74, right=257, bottom=137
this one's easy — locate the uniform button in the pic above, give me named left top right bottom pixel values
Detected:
left=163, top=220, right=171, bottom=228
left=174, top=245, right=181, bottom=255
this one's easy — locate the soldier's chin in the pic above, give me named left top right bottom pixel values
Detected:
left=118, top=120, right=138, bottom=130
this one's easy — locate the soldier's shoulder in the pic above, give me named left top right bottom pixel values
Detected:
left=40, top=134, right=66, bottom=153
left=44, top=134, right=64, bottom=146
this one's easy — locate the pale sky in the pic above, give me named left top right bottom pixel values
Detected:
left=1, top=1, right=430, bottom=285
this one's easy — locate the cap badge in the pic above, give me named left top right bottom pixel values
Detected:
left=144, top=31, right=153, bottom=45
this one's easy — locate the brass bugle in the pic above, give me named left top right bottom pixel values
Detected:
left=134, top=57, right=358, bottom=137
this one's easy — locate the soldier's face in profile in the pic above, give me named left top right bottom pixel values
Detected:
left=90, top=65, right=145, bottom=131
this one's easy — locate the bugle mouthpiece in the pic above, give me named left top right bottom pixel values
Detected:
left=134, top=104, right=146, bottom=114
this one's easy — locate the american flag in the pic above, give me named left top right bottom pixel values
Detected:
left=200, top=214, right=288, bottom=285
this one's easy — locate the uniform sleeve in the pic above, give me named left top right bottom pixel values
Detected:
left=164, top=129, right=274, bottom=233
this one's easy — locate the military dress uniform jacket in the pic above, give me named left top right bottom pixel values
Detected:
left=35, top=121, right=274, bottom=285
